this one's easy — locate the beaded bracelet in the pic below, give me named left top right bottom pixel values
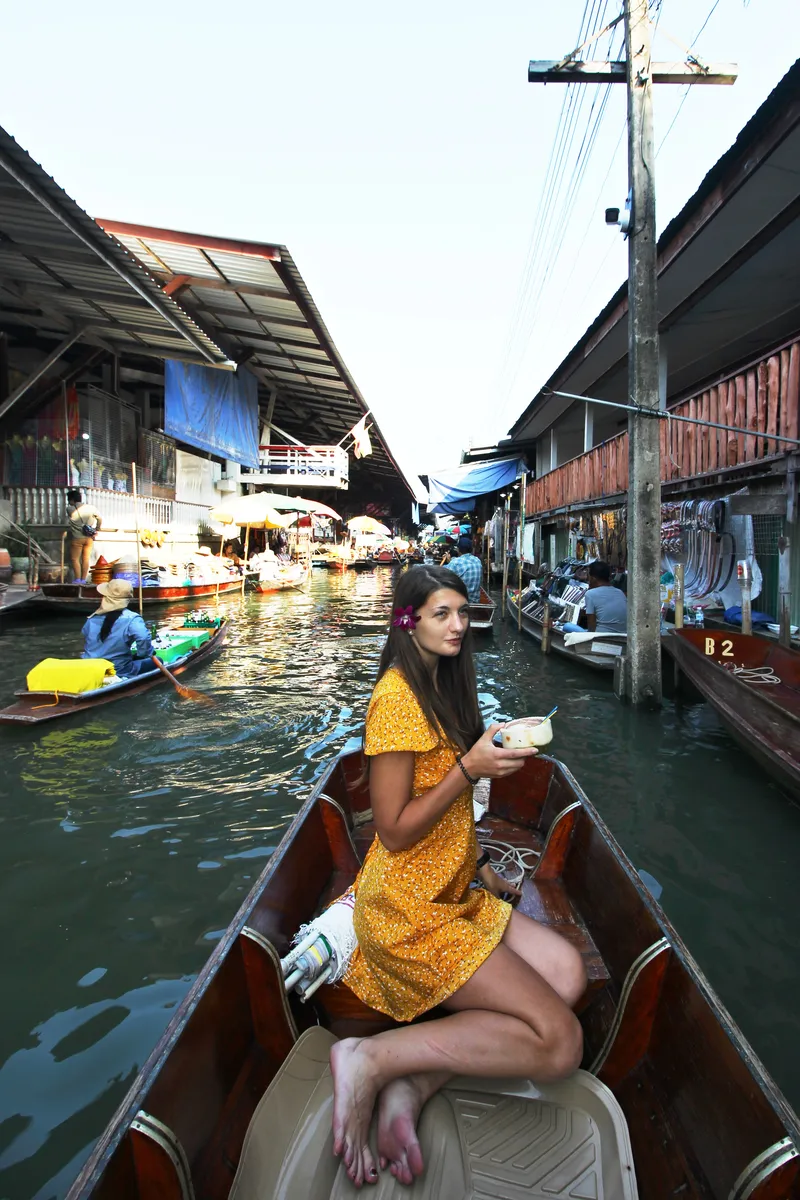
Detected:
left=456, top=756, right=478, bottom=786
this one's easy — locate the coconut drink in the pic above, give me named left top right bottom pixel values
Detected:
left=500, top=716, right=554, bottom=749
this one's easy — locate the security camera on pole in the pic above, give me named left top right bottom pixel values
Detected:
left=528, top=5, right=736, bottom=706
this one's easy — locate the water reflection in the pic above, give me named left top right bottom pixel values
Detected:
left=0, top=569, right=797, bottom=1198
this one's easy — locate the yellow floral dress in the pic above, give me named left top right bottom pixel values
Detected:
left=343, top=667, right=511, bottom=1022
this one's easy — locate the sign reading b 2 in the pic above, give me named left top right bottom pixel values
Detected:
left=705, top=637, right=734, bottom=657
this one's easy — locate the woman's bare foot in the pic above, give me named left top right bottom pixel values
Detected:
left=377, top=1072, right=450, bottom=1185
left=331, top=1038, right=380, bottom=1187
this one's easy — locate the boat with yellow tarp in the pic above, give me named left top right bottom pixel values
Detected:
left=0, top=615, right=227, bottom=725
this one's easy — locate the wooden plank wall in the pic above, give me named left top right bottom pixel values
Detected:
left=526, top=340, right=800, bottom=517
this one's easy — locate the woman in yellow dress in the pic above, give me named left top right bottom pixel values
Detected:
left=333, top=566, right=587, bottom=1188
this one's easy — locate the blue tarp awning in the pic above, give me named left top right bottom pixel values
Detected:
left=426, top=456, right=526, bottom=514
left=164, top=360, right=260, bottom=467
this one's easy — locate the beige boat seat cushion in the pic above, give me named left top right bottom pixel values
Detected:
left=230, top=1026, right=638, bottom=1199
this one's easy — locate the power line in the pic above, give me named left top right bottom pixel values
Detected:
left=494, top=2, right=621, bottom=423
left=656, top=0, right=726, bottom=155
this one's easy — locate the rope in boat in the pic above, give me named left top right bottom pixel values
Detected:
left=476, top=832, right=541, bottom=890
left=722, top=663, right=782, bottom=685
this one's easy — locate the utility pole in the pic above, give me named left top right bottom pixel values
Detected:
left=624, top=0, right=661, bottom=707
left=528, top=6, right=736, bottom=707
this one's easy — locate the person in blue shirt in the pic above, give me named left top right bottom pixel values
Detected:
left=561, top=561, right=627, bottom=633
left=443, top=541, right=483, bottom=603
left=82, top=580, right=156, bottom=677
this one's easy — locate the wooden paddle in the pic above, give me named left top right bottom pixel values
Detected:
left=151, top=656, right=215, bottom=705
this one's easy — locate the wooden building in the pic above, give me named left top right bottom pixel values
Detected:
left=505, top=60, right=800, bottom=618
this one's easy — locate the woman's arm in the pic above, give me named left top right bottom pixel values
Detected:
left=128, top=613, right=153, bottom=659
left=370, top=726, right=535, bottom=852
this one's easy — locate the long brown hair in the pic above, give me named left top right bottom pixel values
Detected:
left=371, top=565, right=484, bottom=753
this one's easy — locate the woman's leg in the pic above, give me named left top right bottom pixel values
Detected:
left=81, top=539, right=92, bottom=581
left=69, top=539, right=82, bottom=581
left=374, top=915, right=585, bottom=1183
left=502, top=909, right=587, bottom=1007
left=332, top=938, right=582, bottom=1187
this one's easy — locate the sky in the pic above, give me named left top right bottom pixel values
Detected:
left=0, top=1, right=797, bottom=488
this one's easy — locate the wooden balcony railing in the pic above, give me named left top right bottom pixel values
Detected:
left=527, top=340, right=800, bottom=517
left=4, top=487, right=215, bottom=533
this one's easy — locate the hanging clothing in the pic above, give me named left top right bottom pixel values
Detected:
left=342, top=667, right=510, bottom=1022
left=82, top=609, right=154, bottom=677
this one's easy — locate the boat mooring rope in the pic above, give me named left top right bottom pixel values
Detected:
left=722, top=664, right=782, bottom=685
left=476, top=832, right=541, bottom=889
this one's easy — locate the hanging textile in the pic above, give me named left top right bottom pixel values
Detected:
left=426, top=457, right=526, bottom=514
left=164, top=361, right=259, bottom=467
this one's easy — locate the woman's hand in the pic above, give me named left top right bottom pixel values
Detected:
left=461, top=723, right=537, bottom=780
left=478, top=861, right=521, bottom=901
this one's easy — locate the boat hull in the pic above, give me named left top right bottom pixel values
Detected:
left=65, top=748, right=800, bottom=1200
left=664, top=627, right=800, bottom=797
left=40, top=579, right=246, bottom=613
left=0, top=620, right=227, bottom=725
left=255, top=566, right=310, bottom=593
left=468, top=586, right=496, bottom=633
left=507, top=593, right=624, bottom=671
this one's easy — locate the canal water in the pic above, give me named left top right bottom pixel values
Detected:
left=0, top=569, right=797, bottom=1199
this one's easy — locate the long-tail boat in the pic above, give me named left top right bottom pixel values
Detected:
left=66, top=748, right=800, bottom=1199
left=468, top=586, right=496, bottom=633
left=507, top=591, right=625, bottom=671
left=0, top=618, right=226, bottom=725
left=664, top=627, right=800, bottom=798
left=39, top=578, right=246, bottom=614
left=255, top=562, right=310, bottom=593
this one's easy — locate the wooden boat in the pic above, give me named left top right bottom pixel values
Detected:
left=664, top=627, right=800, bottom=798
left=507, top=591, right=626, bottom=672
left=66, top=747, right=800, bottom=1199
left=468, top=585, right=496, bottom=633
left=0, top=618, right=227, bottom=725
left=39, top=578, right=247, bottom=614
left=255, top=562, right=310, bottom=593
left=369, top=549, right=399, bottom=566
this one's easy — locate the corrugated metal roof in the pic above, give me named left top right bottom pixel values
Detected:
left=98, top=220, right=416, bottom=498
left=0, top=127, right=230, bottom=370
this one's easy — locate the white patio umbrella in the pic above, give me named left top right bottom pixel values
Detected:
left=209, top=493, right=295, bottom=529
left=209, top=495, right=295, bottom=597
left=347, top=515, right=391, bottom=536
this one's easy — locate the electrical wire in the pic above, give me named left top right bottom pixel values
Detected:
left=497, top=0, right=608, bottom=370
left=656, top=0, right=725, bottom=155
left=495, top=3, right=623, bottom=425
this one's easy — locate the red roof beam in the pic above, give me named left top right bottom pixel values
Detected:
left=96, top=220, right=283, bottom=263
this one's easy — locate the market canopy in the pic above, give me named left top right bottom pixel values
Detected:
left=425, top=456, right=527, bottom=514
left=209, top=494, right=294, bottom=529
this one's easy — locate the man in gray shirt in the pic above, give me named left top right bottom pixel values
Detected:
left=562, top=560, right=627, bottom=633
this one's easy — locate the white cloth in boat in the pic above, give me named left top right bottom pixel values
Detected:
left=563, top=630, right=628, bottom=648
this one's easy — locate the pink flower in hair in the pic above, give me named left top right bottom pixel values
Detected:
left=392, top=605, right=417, bottom=630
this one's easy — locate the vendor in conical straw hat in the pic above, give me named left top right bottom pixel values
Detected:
left=81, top=580, right=156, bottom=678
